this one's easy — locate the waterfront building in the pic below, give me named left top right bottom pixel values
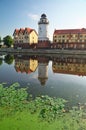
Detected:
left=13, top=13, right=86, bottom=50
left=37, top=14, right=50, bottom=48
left=53, top=28, right=86, bottom=49
left=13, top=28, right=38, bottom=49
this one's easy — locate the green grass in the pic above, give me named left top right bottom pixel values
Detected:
left=0, top=108, right=86, bottom=130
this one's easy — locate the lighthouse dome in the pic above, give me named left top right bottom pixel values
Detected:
left=41, top=14, right=46, bottom=18
left=38, top=13, right=49, bottom=24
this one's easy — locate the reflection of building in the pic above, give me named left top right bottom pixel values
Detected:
left=38, top=57, right=49, bottom=85
left=14, top=55, right=50, bottom=86
left=14, top=56, right=38, bottom=74
left=13, top=28, right=38, bottom=49
left=52, top=57, right=86, bottom=76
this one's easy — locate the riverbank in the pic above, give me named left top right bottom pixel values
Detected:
left=1, top=48, right=86, bottom=55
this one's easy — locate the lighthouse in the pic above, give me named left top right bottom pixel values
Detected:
left=38, top=14, right=49, bottom=41
left=38, top=57, right=49, bottom=86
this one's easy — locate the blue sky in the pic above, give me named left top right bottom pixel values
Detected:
left=0, top=0, right=86, bottom=40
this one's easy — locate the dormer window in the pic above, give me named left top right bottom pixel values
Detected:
left=25, top=31, right=28, bottom=35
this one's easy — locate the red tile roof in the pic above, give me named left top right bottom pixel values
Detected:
left=25, top=28, right=33, bottom=33
left=15, top=67, right=33, bottom=74
left=14, top=29, right=19, bottom=34
left=19, top=28, right=25, bottom=33
left=13, top=27, right=37, bottom=35
left=54, top=28, right=86, bottom=35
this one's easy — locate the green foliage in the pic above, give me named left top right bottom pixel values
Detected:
left=0, top=83, right=67, bottom=122
left=0, top=36, right=2, bottom=48
left=0, top=59, right=3, bottom=65
left=4, top=54, right=14, bottom=64
left=69, top=106, right=86, bottom=129
left=0, top=83, right=28, bottom=111
left=3, top=35, right=13, bottom=47
left=0, top=36, right=1, bottom=43
left=0, top=83, right=86, bottom=129
left=28, top=95, right=66, bottom=122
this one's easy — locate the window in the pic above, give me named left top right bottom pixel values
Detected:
left=80, top=35, right=82, bottom=37
left=62, top=40, right=65, bottom=42
left=54, top=40, right=57, bottom=42
left=66, top=40, right=69, bottom=42
left=62, top=35, right=65, bottom=38
left=80, top=40, right=82, bottom=42
left=54, top=35, right=57, bottom=38
left=25, top=36, right=28, bottom=39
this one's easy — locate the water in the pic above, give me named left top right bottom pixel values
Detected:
left=0, top=53, right=86, bottom=106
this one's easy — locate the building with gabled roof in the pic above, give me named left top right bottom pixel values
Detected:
left=13, top=27, right=38, bottom=49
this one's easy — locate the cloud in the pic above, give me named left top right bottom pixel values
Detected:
left=28, top=13, right=39, bottom=21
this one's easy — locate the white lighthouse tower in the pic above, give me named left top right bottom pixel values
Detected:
left=38, top=62, right=48, bottom=86
left=38, top=14, right=49, bottom=41
left=38, top=57, right=49, bottom=86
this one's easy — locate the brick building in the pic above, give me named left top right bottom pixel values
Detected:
left=53, top=28, right=86, bottom=49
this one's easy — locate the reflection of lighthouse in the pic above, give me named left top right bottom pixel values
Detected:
left=38, top=57, right=49, bottom=86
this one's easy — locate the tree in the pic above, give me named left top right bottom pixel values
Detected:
left=3, top=35, right=13, bottom=47
left=0, top=59, right=3, bottom=65
left=0, top=36, right=2, bottom=48
left=4, top=54, right=14, bottom=64
left=0, top=36, right=1, bottom=43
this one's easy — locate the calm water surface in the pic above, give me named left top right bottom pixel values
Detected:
left=0, top=54, right=86, bottom=106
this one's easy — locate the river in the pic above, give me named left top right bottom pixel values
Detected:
left=0, top=53, right=86, bottom=107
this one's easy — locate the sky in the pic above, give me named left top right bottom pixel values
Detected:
left=1, top=0, right=86, bottom=40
